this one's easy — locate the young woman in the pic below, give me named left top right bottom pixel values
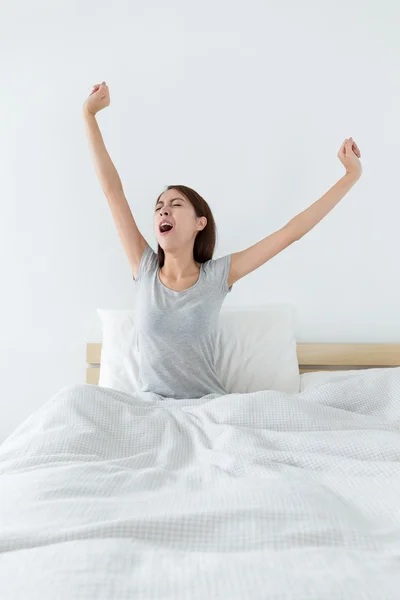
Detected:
left=83, top=81, right=362, bottom=400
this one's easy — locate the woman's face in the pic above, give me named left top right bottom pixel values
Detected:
left=154, top=190, right=206, bottom=249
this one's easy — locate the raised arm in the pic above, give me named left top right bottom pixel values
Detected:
left=227, top=138, right=363, bottom=287
left=83, top=82, right=148, bottom=278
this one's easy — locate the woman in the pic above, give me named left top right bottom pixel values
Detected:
left=83, top=81, right=362, bottom=400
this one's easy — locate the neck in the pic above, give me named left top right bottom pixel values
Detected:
left=161, top=249, right=200, bottom=280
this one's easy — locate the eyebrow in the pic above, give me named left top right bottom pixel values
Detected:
left=156, top=197, right=186, bottom=206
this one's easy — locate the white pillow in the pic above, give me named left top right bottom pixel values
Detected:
left=214, top=305, right=299, bottom=393
left=97, top=303, right=300, bottom=396
left=97, top=310, right=141, bottom=394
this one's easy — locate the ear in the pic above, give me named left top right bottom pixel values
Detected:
left=198, top=216, right=207, bottom=230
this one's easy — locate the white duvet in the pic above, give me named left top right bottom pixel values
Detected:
left=1, top=368, right=400, bottom=599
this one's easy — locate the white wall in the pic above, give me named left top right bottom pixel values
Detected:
left=1, top=0, right=399, bottom=443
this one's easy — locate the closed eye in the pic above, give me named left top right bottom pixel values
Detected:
left=155, top=204, right=181, bottom=211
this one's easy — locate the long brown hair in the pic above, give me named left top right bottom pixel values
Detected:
left=155, top=185, right=217, bottom=268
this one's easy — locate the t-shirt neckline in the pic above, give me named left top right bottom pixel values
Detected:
left=157, top=265, right=203, bottom=294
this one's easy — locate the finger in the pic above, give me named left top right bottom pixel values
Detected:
left=348, top=139, right=359, bottom=156
left=353, top=142, right=361, bottom=157
left=349, top=137, right=359, bottom=154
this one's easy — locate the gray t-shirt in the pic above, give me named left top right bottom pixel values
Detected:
left=132, top=243, right=233, bottom=399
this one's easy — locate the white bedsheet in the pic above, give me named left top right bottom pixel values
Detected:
left=1, top=368, right=400, bottom=599
left=299, top=368, right=385, bottom=391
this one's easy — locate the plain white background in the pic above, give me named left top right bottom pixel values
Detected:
left=1, top=0, right=399, bottom=443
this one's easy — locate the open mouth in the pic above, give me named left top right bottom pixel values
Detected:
left=159, top=224, right=174, bottom=235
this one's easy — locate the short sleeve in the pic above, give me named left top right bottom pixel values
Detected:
left=132, top=243, right=158, bottom=284
left=204, top=253, right=233, bottom=294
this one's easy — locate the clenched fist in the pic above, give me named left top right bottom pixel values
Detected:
left=83, top=81, right=110, bottom=116
left=337, top=137, right=362, bottom=179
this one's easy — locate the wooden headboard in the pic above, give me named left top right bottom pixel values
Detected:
left=86, top=343, right=400, bottom=385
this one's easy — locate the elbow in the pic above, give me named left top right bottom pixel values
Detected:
left=284, top=223, right=302, bottom=243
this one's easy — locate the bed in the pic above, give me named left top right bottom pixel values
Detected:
left=86, top=341, right=400, bottom=382
left=1, top=343, right=400, bottom=599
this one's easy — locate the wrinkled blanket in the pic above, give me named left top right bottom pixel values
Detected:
left=1, top=368, right=400, bottom=599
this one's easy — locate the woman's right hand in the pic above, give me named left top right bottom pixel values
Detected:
left=83, top=81, right=110, bottom=116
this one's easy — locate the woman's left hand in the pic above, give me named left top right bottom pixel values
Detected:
left=338, top=137, right=362, bottom=178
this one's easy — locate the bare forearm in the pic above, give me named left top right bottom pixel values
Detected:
left=286, top=172, right=361, bottom=240
left=83, top=109, right=123, bottom=194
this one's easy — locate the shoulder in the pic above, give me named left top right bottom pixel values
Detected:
left=132, top=243, right=158, bottom=283
left=203, top=253, right=231, bottom=273
left=202, top=253, right=233, bottom=294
